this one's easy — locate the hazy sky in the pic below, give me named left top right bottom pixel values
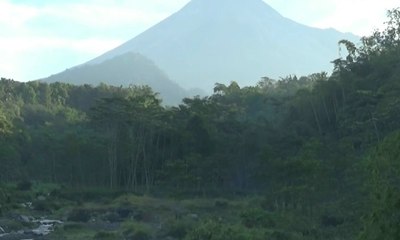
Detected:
left=0, top=0, right=398, bottom=81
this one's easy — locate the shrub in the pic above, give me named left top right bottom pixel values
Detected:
left=240, top=208, right=276, bottom=228
left=63, top=223, right=85, bottom=231
left=116, top=207, right=133, bottom=219
left=133, top=210, right=153, bottom=222
left=269, top=230, right=291, bottom=240
left=32, top=198, right=61, bottom=212
left=93, top=231, right=120, bottom=240
left=320, top=215, right=344, bottom=227
left=0, top=185, right=10, bottom=207
left=103, top=211, right=121, bottom=222
left=215, top=200, right=229, bottom=208
left=163, top=219, right=195, bottom=239
left=185, top=220, right=265, bottom=240
left=122, top=222, right=152, bottom=240
left=67, top=208, right=91, bottom=222
left=51, top=187, right=123, bottom=203
left=33, top=200, right=51, bottom=212
left=16, top=180, right=32, bottom=191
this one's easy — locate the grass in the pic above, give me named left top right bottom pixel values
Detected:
left=121, top=221, right=153, bottom=240
left=52, top=225, right=98, bottom=240
left=0, top=183, right=359, bottom=240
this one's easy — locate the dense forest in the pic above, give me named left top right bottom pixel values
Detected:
left=1, top=9, right=400, bottom=240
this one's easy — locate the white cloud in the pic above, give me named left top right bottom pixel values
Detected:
left=0, top=36, right=121, bottom=54
left=312, top=0, right=398, bottom=35
left=0, top=36, right=122, bottom=81
left=40, top=3, right=168, bottom=29
left=0, top=1, right=39, bottom=28
left=265, top=0, right=399, bottom=36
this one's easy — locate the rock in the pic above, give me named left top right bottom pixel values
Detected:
left=19, top=215, right=33, bottom=223
left=20, top=202, right=33, bottom=209
left=31, top=219, right=63, bottom=236
left=37, top=195, right=46, bottom=201
left=31, top=224, right=53, bottom=236
left=38, top=219, right=63, bottom=225
left=188, top=213, right=199, bottom=220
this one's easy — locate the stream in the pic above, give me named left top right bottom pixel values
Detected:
left=0, top=216, right=62, bottom=240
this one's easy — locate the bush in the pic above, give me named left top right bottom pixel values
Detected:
left=93, top=231, right=120, bottom=240
left=185, top=220, right=265, bottom=240
left=122, top=222, right=152, bottom=240
left=215, top=200, right=229, bottom=208
left=33, top=200, right=51, bottom=212
left=133, top=210, right=153, bottom=222
left=320, top=215, right=344, bottom=227
left=269, top=230, right=291, bottom=240
left=63, top=223, right=85, bottom=231
left=50, top=187, right=123, bottom=203
left=67, top=208, right=91, bottom=222
left=116, top=207, right=133, bottom=219
left=163, top=219, right=195, bottom=239
left=0, top=186, right=10, bottom=206
left=32, top=198, right=60, bottom=212
left=240, top=208, right=276, bottom=228
left=16, top=180, right=32, bottom=191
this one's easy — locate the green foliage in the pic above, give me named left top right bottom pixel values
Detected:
left=0, top=185, right=11, bottom=211
left=93, top=231, right=120, bottom=240
left=0, top=106, right=12, bottom=134
left=57, top=188, right=124, bottom=203
left=162, top=219, right=195, bottom=239
left=67, top=208, right=92, bottom=222
left=240, top=208, right=276, bottom=228
left=359, top=131, right=400, bottom=240
left=32, top=197, right=61, bottom=212
left=214, top=199, right=229, bottom=208
left=185, top=220, right=265, bottom=240
left=63, top=223, right=86, bottom=231
left=269, top=230, right=292, bottom=240
left=0, top=8, right=400, bottom=239
left=121, top=222, right=152, bottom=240
left=16, top=180, right=32, bottom=191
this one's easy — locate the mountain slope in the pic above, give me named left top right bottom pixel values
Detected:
left=43, top=53, right=187, bottom=105
left=86, top=0, right=359, bottom=91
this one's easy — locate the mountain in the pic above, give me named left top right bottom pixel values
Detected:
left=42, top=0, right=359, bottom=96
left=85, top=0, right=359, bottom=91
left=43, top=53, right=188, bottom=105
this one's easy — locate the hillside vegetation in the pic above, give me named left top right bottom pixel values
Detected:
left=0, top=8, right=400, bottom=240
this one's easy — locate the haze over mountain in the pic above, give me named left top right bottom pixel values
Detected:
left=42, top=0, right=359, bottom=96
left=86, top=0, right=358, bottom=89
left=44, top=53, right=187, bottom=105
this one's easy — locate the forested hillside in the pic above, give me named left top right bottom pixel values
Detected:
left=1, top=8, right=400, bottom=240
left=42, top=52, right=189, bottom=105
